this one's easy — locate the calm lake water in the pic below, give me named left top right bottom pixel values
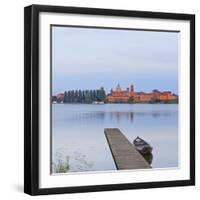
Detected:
left=52, top=104, right=178, bottom=173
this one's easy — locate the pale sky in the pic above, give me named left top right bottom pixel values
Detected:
left=52, top=26, right=179, bottom=94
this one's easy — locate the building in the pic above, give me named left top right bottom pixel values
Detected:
left=106, top=84, right=178, bottom=103
left=106, top=84, right=134, bottom=103
left=134, top=92, right=153, bottom=102
left=56, top=93, right=64, bottom=102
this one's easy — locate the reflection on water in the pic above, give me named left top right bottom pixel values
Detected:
left=52, top=104, right=178, bottom=173
left=64, top=109, right=176, bottom=125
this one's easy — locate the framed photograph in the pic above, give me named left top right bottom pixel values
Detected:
left=24, top=4, right=195, bottom=195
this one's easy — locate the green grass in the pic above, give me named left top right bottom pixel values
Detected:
left=53, top=156, right=70, bottom=173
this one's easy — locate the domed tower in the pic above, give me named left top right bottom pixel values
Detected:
left=130, top=84, right=134, bottom=96
left=116, top=83, right=122, bottom=92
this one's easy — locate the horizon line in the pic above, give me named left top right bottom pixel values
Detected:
left=52, top=84, right=178, bottom=95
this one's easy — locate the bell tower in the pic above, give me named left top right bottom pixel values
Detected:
left=130, top=84, right=134, bottom=96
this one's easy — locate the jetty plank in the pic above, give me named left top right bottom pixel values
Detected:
left=104, top=128, right=151, bottom=170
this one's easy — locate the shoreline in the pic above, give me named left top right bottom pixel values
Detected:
left=52, top=102, right=178, bottom=105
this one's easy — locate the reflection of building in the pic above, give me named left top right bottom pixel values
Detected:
left=106, top=84, right=178, bottom=103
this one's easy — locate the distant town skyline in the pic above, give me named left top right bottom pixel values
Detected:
left=52, top=83, right=178, bottom=104
left=52, top=26, right=179, bottom=94
left=53, top=83, right=177, bottom=95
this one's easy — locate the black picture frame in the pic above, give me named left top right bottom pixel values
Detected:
left=24, top=4, right=195, bottom=196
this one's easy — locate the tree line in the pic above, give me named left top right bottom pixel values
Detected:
left=53, top=88, right=106, bottom=103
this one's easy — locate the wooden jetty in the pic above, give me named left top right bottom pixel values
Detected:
left=104, top=128, right=151, bottom=170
